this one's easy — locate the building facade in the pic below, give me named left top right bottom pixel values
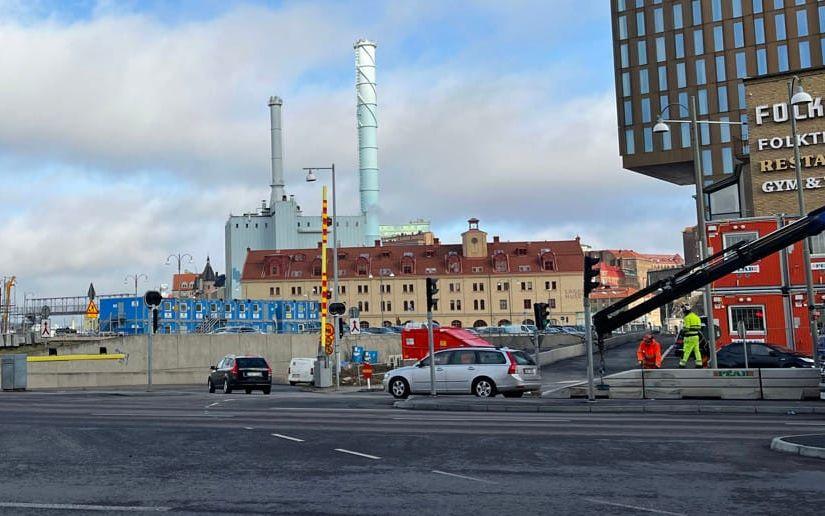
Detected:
left=591, top=249, right=684, bottom=289
left=240, top=219, right=585, bottom=329
left=611, top=0, right=825, bottom=213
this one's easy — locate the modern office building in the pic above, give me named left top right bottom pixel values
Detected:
left=611, top=0, right=825, bottom=218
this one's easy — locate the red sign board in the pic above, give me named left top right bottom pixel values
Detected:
left=362, top=363, right=373, bottom=380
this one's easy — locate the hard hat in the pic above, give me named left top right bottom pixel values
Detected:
left=682, top=303, right=692, bottom=312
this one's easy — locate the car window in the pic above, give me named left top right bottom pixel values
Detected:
left=721, top=343, right=744, bottom=359
left=225, top=358, right=234, bottom=368
left=434, top=352, right=453, bottom=365
left=510, top=351, right=536, bottom=366
left=450, top=350, right=477, bottom=365
left=216, top=358, right=225, bottom=369
left=237, top=357, right=268, bottom=368
left=419, top=356, right=431, bottom=367
left=477, top=351, right=506, bottom=365
left=749, top=344, right=773, bottom=356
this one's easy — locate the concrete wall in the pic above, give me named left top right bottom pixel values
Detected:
left=486, top=333, right=582, bottom=351
left=23, top=334, right=401, bottom=389
left=537, top=332, right=644, bottom=367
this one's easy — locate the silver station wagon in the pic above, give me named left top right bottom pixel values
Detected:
left=383, top=347, right=541, bottom=399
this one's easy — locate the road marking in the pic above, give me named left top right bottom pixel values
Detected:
left=207, top=402, right=220, bottom=408
left=431, top=470, right=492, bottom=483
left=271, top=433, right=304, bottom=442
left=243, top=426, right=254, bottom=430
left=334, top=448, right=381, bottom=460
left=661, top=344, right=675, bottom=359
left=555, top=380, right=582, bottom=384
left=392, top=417, right=571, bottom=423
left=0, top=502, right=170, bottom=512
left=584, top=498, right=685, bottom=516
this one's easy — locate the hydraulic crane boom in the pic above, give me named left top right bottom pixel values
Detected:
left=593, top=205, right=825, bottom=338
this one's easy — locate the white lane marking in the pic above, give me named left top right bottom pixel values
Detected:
left=243, top=426, right=254, bottom=430
left=334, top=448, right=381, bottom=460
left=271, top=433, right=304, bottom=442
left=431, top=470, right=493, bottom=483
left=392, top=417, right=571, bottom=423
left=0, top=502, right=170, bottom=512
left=585, top=498, right=685, bottom=516
left=661, top=344, right=675, bottom=359
left=207, top=402, right=220, bottom=408
left=555, top=380, right=582, bottom=384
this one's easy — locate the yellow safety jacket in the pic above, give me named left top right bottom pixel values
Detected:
left=683, top=312, right=702, bottom=339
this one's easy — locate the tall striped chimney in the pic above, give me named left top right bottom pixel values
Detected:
left=355, top=39, right=379, bottom=244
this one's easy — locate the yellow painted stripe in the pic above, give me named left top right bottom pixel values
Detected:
left=27, top=354, right=127, bottom=362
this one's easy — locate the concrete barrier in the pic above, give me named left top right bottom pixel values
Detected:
left=538, top=332, right=645, bottom=367
left=23, top=333, right=401, bottom=389
left=559, top=367, right=820, bottom=401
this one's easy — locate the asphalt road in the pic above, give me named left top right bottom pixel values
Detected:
left=540, top=334, right=679, bottom=391
left=1, top=386, right=824, bottom=515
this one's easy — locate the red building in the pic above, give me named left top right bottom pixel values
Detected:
left=707, top=216, right=825, bottom=355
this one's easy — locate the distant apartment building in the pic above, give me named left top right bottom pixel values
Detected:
left=170, top=257, right=224, bottom=300
left=240, top=219, right=586, bottom=329
left=590, top=249, right=684, bottom=289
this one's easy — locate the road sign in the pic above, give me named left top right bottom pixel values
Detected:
left=325, top=342, right=334, bottom=356
left=144, top=290, right=162, bottom=307
left=85, top=300, right=99, bottom=318
left=325, top=322, right=336, bottom=343
left=40, top=305, right=51, bottom=319
left=362, top=363, right=373, bottom=380
left=40, top=320, right=50, bottom=338
left=329, top=302, right=346, bottom=316
left=87, top=283, right=96, bottom=301
left=350, top=318, right=361, bottom=334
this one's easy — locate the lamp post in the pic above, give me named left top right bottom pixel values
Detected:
left=787, top=76, right=819, bottom=366
left=306, top=165, right=341, bottom=382
left=166, top=253, right=193, bottom=275
left=653, top=98, right=744, bottom=369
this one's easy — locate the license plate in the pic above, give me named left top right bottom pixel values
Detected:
left=246, top=371, right=262, bottom=377
left=522, top=368, right=535, bottom=375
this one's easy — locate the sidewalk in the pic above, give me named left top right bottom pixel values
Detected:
left=771, top=434, right=825, bottom=459
left=395, top=395, right=825, bottom=414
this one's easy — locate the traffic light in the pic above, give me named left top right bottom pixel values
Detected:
left=426, top=277, right=439, bottom=312
left=533, top=302, right=550, bottom=331
left=338, top=317, right=346, bottom=338
left=584, top=255, right=600, bottom=297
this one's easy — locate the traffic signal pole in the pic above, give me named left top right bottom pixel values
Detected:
left=584, top=297, right=595, bottom=402
left=426, top=278, right=439, bottom=396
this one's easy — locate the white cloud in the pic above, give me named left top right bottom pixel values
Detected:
left=0, top=2, right=694, bottom=298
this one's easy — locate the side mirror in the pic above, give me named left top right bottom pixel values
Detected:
left=210, top=365, right=217, bottom=371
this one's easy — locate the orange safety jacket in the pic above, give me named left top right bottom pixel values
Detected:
left=636, top=338, right=663, bottom=368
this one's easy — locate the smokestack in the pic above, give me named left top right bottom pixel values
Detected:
left=268, top=96, right=285, bottom=207
left=354, top=39, right=379, bottom=245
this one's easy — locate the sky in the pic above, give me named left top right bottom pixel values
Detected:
left=0, top=0, right=695, bottom=300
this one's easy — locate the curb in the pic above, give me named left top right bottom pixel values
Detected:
left=395, top=399, right=825, bottom=415
left=771, top=435, right=825, bottom=459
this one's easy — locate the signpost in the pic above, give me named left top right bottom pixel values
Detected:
left=143, top=290, right=162, bottom=391
left=362, top=363, right=373, bottom=390
left=324, top=322, right=335, bottom=356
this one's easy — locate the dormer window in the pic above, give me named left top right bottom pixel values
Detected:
left=492, top=253, right=508, bottom=273
left=355, top=256, right=369, bottom=276
left=514, top=247, right=528, bottom=256
left=312, top=259, right=322, bottom=276
left=540, top=251, right=556, bottom=271
left=270, top=266, right=279, bottom=276
left=401, top=255, right=415, bottom=275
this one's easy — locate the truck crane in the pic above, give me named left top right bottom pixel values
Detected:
left=592, top=205, right=825, bottom=377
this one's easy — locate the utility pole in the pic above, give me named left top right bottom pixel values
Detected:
left=166, top=253, right=193, bottom=275
left=426, top=277, right=439, bottom=396
left=583, top=256, right=600, bottom=402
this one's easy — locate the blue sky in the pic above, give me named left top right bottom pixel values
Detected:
left=0, top=0, right=693, bottom=298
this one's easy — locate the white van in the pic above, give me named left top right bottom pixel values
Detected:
left=288, top=358, right=315, bottom=386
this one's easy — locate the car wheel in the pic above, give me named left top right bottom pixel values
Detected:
left=289, top=381, right=296, bottom=386
left=245, top=388, right=252, bottom=394
left=502, top=392, right=523, bottom=398
left=389, top=377, right=410, bottom=399
left=223, top=378, right=233, bottom=394
left=208, top=379, right=215, bottom=393
left=263, top=386, right=271, bottom=395
left=472, top=377, right=496, bottom=398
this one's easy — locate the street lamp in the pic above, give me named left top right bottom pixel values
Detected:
left=305, top=164, right=340, bottom=385
left=372, top=271, right=395, bottom=327
left=166, top=253, right=193, bottom=275
left=788, top=75, right=819, bottom=366
left=125, top=273, right=148, bottom=297
left=652, top=98, right=744, bottom=369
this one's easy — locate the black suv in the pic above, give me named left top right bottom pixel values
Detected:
left=208, top=355, right=272, bottom=394
left=716, top=342, right=815, bottom=368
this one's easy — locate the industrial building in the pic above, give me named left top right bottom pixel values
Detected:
left=98, top=297, right=320, bottom=335
left=225, top=39, right=381, bottom=298
left=240, top=219, right=586, bottom=329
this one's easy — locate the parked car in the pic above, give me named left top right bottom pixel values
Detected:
left=383, top=347, right=541, bottom=399
left=716, top=342, right=816, bottom=368
left=211, top=325, right=263, bottom=334
left=208, top=354, right=272, bottom=394
left=288, top=357, right=315, bottom=386
left=362, top=326, right=394, bottom=335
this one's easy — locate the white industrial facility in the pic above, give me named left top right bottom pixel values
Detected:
left=225, top=39, right=396, bottom=298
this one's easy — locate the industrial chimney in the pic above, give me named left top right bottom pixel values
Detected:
left=268, top=96, right=285, bottom=207
left=354, top=39, right=379, bottom=245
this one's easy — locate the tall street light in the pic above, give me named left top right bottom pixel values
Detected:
left=305, top=164, right=340, bottom=383
left=653, top=97, right=744, bottom=369
left=787, top=76, right=819, bottom=366
left=125, top=273, right=148, bottom=297
left=166, top=253, right=193, bottom=275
